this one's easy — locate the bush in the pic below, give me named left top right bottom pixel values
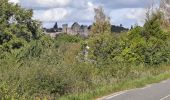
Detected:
left=117, top=11, right=170, bottom=64
left=88, top=11, right=170, bottom=65
left=54, top=34, right=82, bottom=48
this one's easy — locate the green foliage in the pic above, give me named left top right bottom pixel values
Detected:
left=0, top=0, right=43, bottom=53
left=88, top=33, right=120, bottom=65
left=89, top=11, right=170, bottom=65
left=116, top=26, right=146, bottom=63
left=118, top=11, right=170, bottom=64
left=1, top=2, right=170, bottom=100
left=54, top=34, right=82, bottom=48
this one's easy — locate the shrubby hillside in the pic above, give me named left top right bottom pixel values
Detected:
left=1, top=0, right=170, bottom=100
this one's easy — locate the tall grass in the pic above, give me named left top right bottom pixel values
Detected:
left=1, top=54, right=170, bottom=100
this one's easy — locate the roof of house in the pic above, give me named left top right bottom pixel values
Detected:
left=71, top=22, right=80, bottom=29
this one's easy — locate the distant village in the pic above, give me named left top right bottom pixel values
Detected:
left=43, top=22, right=129, bottom=37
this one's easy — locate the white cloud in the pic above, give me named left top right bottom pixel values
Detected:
left=33, top=8, right=70, bottom=22
left=9, top=0, right=19, bottom=4
left=20, top=0, right=71, bottom=8
left=32, top=1, right=96, bottom=23
left=109, top=8, right=146, bottom=27
left=8, top=0, right=155, bottom=27
left=125, top=8, right=146, bottom=20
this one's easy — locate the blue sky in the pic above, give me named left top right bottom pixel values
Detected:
left=9, top=0, right=159, bottom=28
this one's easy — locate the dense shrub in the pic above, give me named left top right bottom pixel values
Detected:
left=89, top=11, right=170, bottom=65
left=54, top=34, right=82, bottom=48
left=88, top=33, right=120, bottom=65
left=116, top=11, right=170, bottom=64
left=1, top=2, right=170, bottom=100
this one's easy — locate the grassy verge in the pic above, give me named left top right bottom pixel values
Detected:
left=59, top=70, right=170, bottom=100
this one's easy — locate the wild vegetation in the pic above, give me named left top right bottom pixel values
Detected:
left=1, top=0, right=170, bottom=100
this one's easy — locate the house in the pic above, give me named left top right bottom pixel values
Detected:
left=79, top=25, right=88, bottom=37
left=62, top=24, right=68, bottom=33
left=62, top=22, right=89, bottom=37
left=71, top=22, right=81, bottom=35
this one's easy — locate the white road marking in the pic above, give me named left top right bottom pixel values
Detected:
left=161, top=80, right=168, bottom=83
left=97, top=79, right=170, bottom=100
left=98, top=86, right=154, bottom=100
left=160, top=95, right=170, bottom=100
left=141, top=85, right=152, bottom=90
left=105, top=91, right=126, bottom=100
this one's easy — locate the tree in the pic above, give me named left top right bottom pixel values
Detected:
left=88, top=6, right=116, bottom=64
left=142, top=11, right=170, bottom=64
left=160, top=0, right=170, bottom=23
left=90, top=6, right=111, bottom=37
left=0, top=0, right=43, bottom=51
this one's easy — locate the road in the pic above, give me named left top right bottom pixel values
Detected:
left=99, top=79, right=170, bottom=100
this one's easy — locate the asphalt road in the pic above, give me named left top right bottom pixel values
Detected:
left=99, top=79, right=170, bottom=100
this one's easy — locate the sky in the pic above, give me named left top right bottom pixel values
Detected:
left=8, top=0, right=159, bottom=28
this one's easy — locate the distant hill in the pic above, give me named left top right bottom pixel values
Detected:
left=111, top=25, right=129, bottom=33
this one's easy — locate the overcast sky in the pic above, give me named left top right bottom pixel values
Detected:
left=9, top=0, right=159, bottom=28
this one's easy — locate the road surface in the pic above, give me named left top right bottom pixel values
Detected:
left=99, top=79, right=170, bottom=100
